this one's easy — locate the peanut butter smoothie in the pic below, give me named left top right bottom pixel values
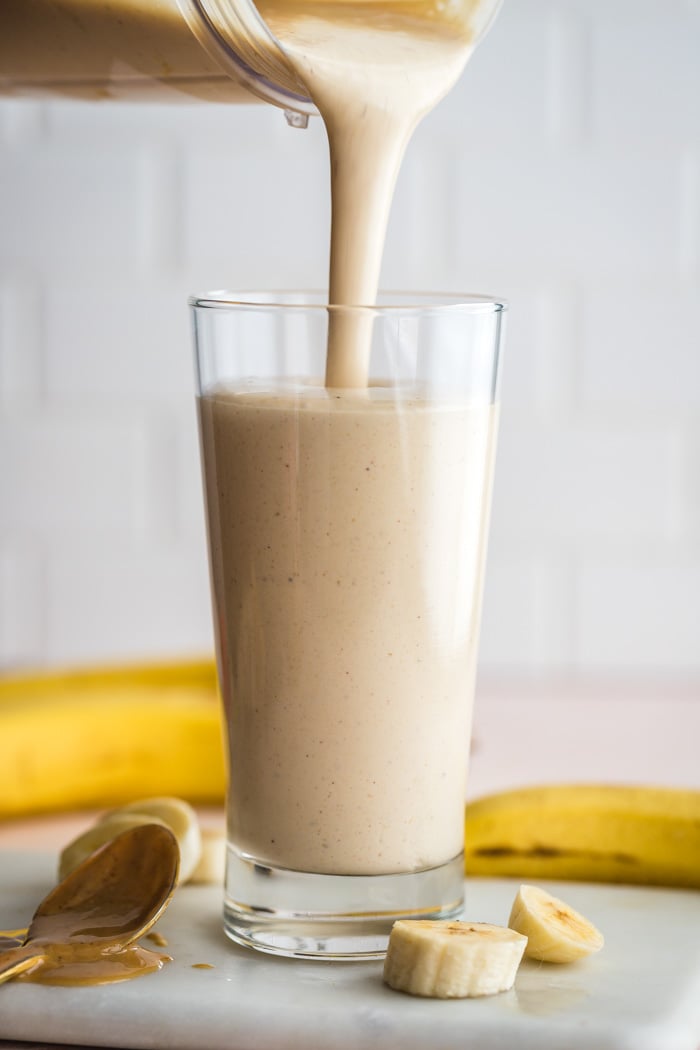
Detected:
left=199, top=381, right=497, bottom=875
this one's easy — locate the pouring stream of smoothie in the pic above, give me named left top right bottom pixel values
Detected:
left=257, top=0, right=488, bottom=387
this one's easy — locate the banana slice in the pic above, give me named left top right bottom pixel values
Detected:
left=105, top=797, right=202, bottom=883
left=189, top=826, right=226, bottom=885
left=383, top=920, right=527, bottom=998
left=508, top=884, right=604, bottom=963
left=58, top=813, right=169, bottom=882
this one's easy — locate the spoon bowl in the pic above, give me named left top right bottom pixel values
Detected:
left=0, top=823, right=179, bottom=982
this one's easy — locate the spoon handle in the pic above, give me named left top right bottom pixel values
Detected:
left=0, top=944, right=44, bottom=984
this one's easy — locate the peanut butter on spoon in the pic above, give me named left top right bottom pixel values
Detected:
left=0, top=823, right=179, bottom=986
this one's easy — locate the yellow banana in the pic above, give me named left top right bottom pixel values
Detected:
left=464, top=784, right=700, bottom=889
left=0, top=658, right=218, bottom=704
left=0, top=661, right=226, bottom=819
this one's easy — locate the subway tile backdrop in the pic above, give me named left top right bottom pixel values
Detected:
left=0, top=0, right=698, bottom=674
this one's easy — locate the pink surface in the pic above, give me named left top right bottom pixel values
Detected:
left=466, top=678, right=700, bottom=797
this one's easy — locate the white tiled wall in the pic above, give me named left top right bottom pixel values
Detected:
left=1, top=0, right=699, bottom=675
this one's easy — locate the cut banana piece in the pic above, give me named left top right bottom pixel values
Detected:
left=104, top=797, right=202, bottom=883
left=508, top=884, right=604, bottom=963
left=58, top=813, right=169, bottom=882
left=189, top=826, right=226, bottom=885
left=383, top=920, right=527, bottom=998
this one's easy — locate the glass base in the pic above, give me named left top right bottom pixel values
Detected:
left=223, top=845, right=464, bottom=960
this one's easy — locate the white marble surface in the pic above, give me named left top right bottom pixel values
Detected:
left=1, top=851, right=700, bottom=1050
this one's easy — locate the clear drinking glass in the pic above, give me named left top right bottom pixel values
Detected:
left=191, top=291, right=506, bottom=959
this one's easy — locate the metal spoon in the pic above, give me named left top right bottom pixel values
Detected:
left=0, top=823, right=179, bottom=984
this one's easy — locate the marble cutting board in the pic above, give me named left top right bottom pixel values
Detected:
left=0, top=850, right=699, bottom=1050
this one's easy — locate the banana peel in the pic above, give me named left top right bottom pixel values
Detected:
left=464, top=783, right=700, bottom=890
left=0, top=660, right=226, bottom=819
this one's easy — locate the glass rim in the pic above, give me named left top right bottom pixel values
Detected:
left=188, top=289, right=508, bottom=315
